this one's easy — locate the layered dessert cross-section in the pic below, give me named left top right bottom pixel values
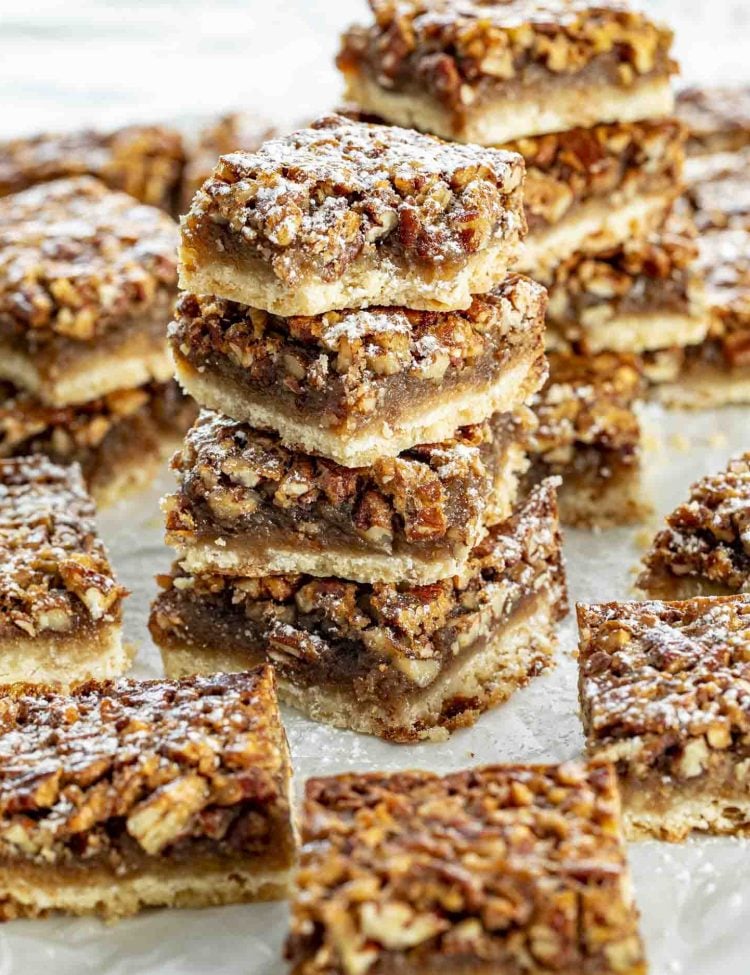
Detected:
left=526, top=352, right=648, bottom=528
left=0, top=176, right=178, bottom=406
left=151, top=480, right=567, bottom=743
left=286, top=761, right=646, bottom=975
left=637, top=452, right=750, bottom=600
left=337, top=0, right=676, bottom=146
left=578, top=595, right=750, bottom=840
left=179, top=114, right=526, bottom=316
left=512, top=117, right=685, bottom=274
left=0, top=456, right=129, bottom=683
left=0, top=667, right=295, bottom=920
left=170, top=275, right=547, bottom=468
left=0, top=122, right=185, bottom=212
left=0, top=380, right=197, bottom=508
left=677, top=85, right=750, bottom=156
left=545, top=216, right=707, bottom=355
left=164, top=408, right=531, bottom=584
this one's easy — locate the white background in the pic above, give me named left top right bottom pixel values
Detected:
left=1, top=2, right=750, bottom=974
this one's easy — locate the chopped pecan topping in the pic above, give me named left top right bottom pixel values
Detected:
left=0, top=668, right=291, bottom=867
left=578, top=595, right=750, bottom=779
left=638, top=453, right=750, bottom=596
left=528, top=352, right=642, bottom=465
left=286, top=760, right=645, bottom=975
left=0, top=456, right=126, bottom=637
left=0, top=123, right=185, bottom=211
left=182, top=114, right=525, bottom=285
left=0, top=176, right=178, bottom=342
left=338, top=0, right=675, bottom=112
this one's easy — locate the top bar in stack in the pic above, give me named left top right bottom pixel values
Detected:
left=337, top=0, right=676, bottom=146
left=0, top=176, right=178, bottom=406
left=178, top=114, right=526, bottom=316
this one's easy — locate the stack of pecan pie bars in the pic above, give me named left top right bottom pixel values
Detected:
left=149, top=113, right=569, bottom=742
left=337, top=0, right=709, bottom=527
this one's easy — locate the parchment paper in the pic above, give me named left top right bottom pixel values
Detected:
left=1, top=402, right=748, bottom=975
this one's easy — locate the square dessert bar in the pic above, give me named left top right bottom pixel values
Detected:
left=514, top=117, right=685, bottom=274
left=0, top=122, right=185, bottom=212
left=677, top=85, right=750, bottom=156
left=0, top=380, right=197, bottom=508
left=637, top=452, right=750, bottom=600
left=171, top=274, right=547, bottom=468
left=655, top=228, right=750, bottom=408
left=179, top=114, right=526, bottom=316
left=0, top=667, right=295, bottom=920
left=545, top=216, right=708, bottom=355
left=287, top=761, right=646, bottom=975
left=151, top=479, right=567, bottom=743
left=180, top=112, right=277, bottom=214
left=337, top=0, right=675, bottom=146
left=164, top=408, right=532, bottom=584
left=526, top=352, right=647, bottom=528
left=0, top=176, right=178, bottom=407
left=578, top=595, right=750, bottom=840
left=0, top=456, right=129, bottom=683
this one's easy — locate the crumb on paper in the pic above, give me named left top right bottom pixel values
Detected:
left=668, top=433, right=691, bottom=452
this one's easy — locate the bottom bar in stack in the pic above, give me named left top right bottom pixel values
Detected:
left=525, top=352, right=648, bottom=528
left=150, top=480, right=567, bottom=743
left=0, top=380, right=196, bottom=506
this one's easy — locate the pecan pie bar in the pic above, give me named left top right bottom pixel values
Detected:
left=654, top=228, right=750, bottom=408
left=684, top=147, right=750, bottom=233
left=637, top=452, right=750, bottom=600
left=578, top=594, right=750, bottom=840
left=0, top=667, right=295, bottom=920
left=0, top=456, right=129, bottom=683
left=179, top=115, right=526, bottom=316
left=515, top=117, right=685, bottom=275
left=171, top=275, right=547, bottom=468
left=526, top=352, right=648, bottom=528
left=677, top=85, right=750, bottom=156
left=545, top=216, right=708, bottom=355
left=286, top=761, right=646, bottom=975
left=164, top=408, right=531, bottom=584
left=0, top=380, right=197, bottom=508
left=0, top=122, right=184, bottom=212
left=0, top=176, right=177, bottom=407
left=151, top=480, right=567, bottom=743
left=337, top=0, right=675, bottom=147
left=180, top=112, right=277, bottom=214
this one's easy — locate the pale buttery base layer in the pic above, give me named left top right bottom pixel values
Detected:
left=178, top=236, right=519, bottom=317
left=170, top=444, right=529, bottom=585
left=637, top=573, right=737, bottom=602
left=92, top=431, right=185, bottom=509
left=518, top=192, right=673, bottom=278
left=0, top=342, right=174, bottom=408
left=622, top=789, right=750, bottom=842
left=0, top=625, right=131, bottom=685
left=0, top=860, right=292, bottom=921
left=159, top=590, right=560, bottom=743
left=653, top=362, right=750, bottom=409
left=562, top=311, right=709, bottom=356
left=556, top=464, right=650, bottom=529
left=173, top=351, right=543, bottom=468
left=342, top=71, right=675, bottom=146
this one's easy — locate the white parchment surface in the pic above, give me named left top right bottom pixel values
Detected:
left=1, top=402, right=748, bottom=975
